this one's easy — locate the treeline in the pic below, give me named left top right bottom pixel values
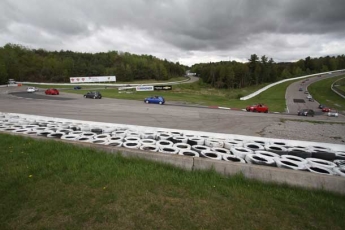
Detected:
left=191, top=54, right=345, bottom=88
left=0, top=44, right=186, bottom=84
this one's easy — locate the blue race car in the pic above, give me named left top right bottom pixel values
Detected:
left=74, top=86, right=82, bottom=90
left=144, top=96, right=165, bottom=105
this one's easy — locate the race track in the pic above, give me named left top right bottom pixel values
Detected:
left=1, top=84, right=344, bottom=140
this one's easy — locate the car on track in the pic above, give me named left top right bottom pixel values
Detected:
left=308, top=97, right=314, bottom=102
left=27, top=87, right=38, bottom=93
left=45, top=88, right=59, bottom=95
left=246, top=104, right=269, bottom=113
left=304, top=91, right=309, bottom=94
left=307, top=94, right=312, bottom=99
left=322, top=107, right=331, bottom=112
left=297, top=109, right=315, bottom=117
left=84, top=91, right=102, bottom=99
left=318, top=104, right=326, bottom=109
left=299, top=87, right=303, bottom=91
left=328, top=110, right=339, bottom=117
left=144, top=96, right=165, bottom=105
left=74, top=86, right=82, bottom=90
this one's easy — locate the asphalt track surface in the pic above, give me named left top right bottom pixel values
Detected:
left=1, top=81, right=344, bottom=138
left=285, top=72, right=345, bottom=114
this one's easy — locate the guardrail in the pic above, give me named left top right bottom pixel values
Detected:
left=331, top=77, right=345, bottom=99
left=240, top=69, right=345, bottom=100
left=19, top=77, right=191, bottom=87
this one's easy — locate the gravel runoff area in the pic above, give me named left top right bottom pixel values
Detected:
left=261, top=120, right=345, bottom=145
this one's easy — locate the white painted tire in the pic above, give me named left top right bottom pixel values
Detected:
left=140, top=144, right=159, bottom=152
left=159, top=146, right=179, bottom=154
left=306, top=158, right=336, bottom=169
left=140, top=132, right=157, bottom=140
left=76, top=136, right=93, bottom=142
left=56, top=129, right=73, bottom=134
left=281, top=155, right=308, bottom=165
left=306, top=165, right=334, bottom=175
left=12, top=128, right=31, bottom=133
left=138, top=139, right=154, bottom=146
left=211, top=147, right=230, bottom=155
left=47, top=132, right=65, bottom=138
left=81, top=132, right=96, bottom=138
left=123, top=141, right=141, bottom=149
left=171, top=131, right=183, bottom=137
left=244, top=142, right=265, bottom=151
left=335, top=151, right=345, bottom=160
left=222, top=154, right=246, bottom=163
left=334, top=160, right=345, bottom=167
left=172, top=136, right=188, bottom=143
left=61, top=134, right=79, bottom=141
left=200, top=150, right=222, bottom=160
left=94, top=134, right=111, bottom=140
left=102, top=127, right=116, bottom=133
left=124, top=136, right=141, bottom=142
left=112, top=131, right=126, bottom=137
left=205, top=139, right=224, bottom=148
left=125, top=131, right=140, bottom=137
left=91, top=139, right=108, bottom=145
left=275, top=158, right=306, bottom=170
left=230, top=147, right=253, bottom=159
left=37, top=130, right=55, bottom=136
left=24, top=130, right=38, bottom=135
left=245, top=153, right=275, bottom=166
left=264, top=144, right=287, bottom=155
left=192, top=145, right=210, bottom=153
left=158, top=132, right=173, bottom=140
left=156, top=140, right=174, bottom=148
left=333, top=167, right=345, bottom=177
left=70, top=131, right=83, bottom=136
left=254, top=150, right=280, bottom=159
left=224, top=140, right=243, bottom=149
left=106, top=140, right=123, bottom=147
left=173, top=143, right=191, bottom=150
left=187, top=137, right=205, bottom=146
left=178, top=150, right=199, bottom=157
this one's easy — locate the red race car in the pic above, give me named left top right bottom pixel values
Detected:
left=322, top=107, right=331, bottom=112
left=45, top=88, right=59, bottom=95
left=246, top=104, right=269, bottom=113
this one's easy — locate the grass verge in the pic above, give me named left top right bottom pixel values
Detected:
left=308, top=75, right=345, bottom=111
left=1, top=133, right=345, bottom=230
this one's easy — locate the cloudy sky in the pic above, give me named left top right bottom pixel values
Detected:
left=1, top=0, right=344, bottom=66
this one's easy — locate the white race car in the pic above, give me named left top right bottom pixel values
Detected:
left=328, top=110, right=339, bottom=117
left=27, top=87, right=38, bottom=93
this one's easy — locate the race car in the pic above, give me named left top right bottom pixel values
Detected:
left=297, top=109, right=315, bottom=117
left=246, top=104, right=269, bottom=113
left=45, top=88, right=59, bottom=95
left=144, top=96, right=165, bottom=105
left=328, top=110, right=339, bottom=117
left=27, top=87, right=38, bottom=93
left=84, top=91, right=102, bottom=99
left=322, top=107, right=331, bottom=112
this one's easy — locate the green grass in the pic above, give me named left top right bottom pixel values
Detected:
left=309, top=75, right=345, bottom=111
left=1, top=134, right=345, bottom=230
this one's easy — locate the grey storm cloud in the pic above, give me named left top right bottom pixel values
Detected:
left=0, top=0, right=345, bottom=65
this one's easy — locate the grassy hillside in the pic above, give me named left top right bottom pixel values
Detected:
left=1, top=134, right=345, bottom=230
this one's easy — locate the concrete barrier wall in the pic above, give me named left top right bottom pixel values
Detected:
left=193, top=158, right=345, bottom=194
left=331, top=77, right=345, bottom=99
left=240, top=69, right=345, bottom=100
left=19, top=77, right=191, bottom=87
left=5, top=132, right=345, bottom=194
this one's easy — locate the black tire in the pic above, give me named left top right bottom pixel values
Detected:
left=253, top=109, right=256, bottom=112
left=265, top=110, right=268, bottom=113
left=145, top=101, right=149, bottom=104
left=159, top=101, right=163, bottom=105
left=93, top=96, right=96, bottom=99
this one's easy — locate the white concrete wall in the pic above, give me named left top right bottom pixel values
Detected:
left=240, top=69, right=345, bottom=100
